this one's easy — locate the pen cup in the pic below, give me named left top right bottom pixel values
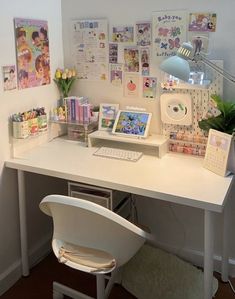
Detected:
left=37, top=115, right=48, bottom=132
left=13, top=121, right=29, bottom=139
left=28, top=118, right=39, bottom=136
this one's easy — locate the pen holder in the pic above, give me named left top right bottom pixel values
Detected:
left=37, top=115, right=48, bottom=132
left=13, top=121, right=29, bottom=139
left=28, top=118, right=39, bottom=135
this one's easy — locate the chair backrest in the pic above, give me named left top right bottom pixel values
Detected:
left=40, top=194, right=152, bottom=270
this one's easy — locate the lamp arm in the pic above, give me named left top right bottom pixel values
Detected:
left=193, top=54, right=235, bottom=84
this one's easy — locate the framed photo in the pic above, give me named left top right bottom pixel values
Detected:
left=98, top=103, right=119, bottom=131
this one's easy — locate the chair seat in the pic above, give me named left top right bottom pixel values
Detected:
left=57, top=241, right=116, bottom=272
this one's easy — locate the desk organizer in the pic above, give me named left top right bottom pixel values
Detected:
left=50, top=120, right=98, bottom=145
left=12, top=108, right=48, bottom=139
left=88, top=130, right=169, bottom=158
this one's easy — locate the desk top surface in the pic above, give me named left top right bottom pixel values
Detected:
left=5, top=138, right=234, bottom=212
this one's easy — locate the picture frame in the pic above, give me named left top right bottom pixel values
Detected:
left=98, top=103, right=119, bottom=131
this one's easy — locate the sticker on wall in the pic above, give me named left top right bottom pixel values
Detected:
left=14, top=18, right=50, bottom=89
left=160, top=93, right=193, bottom=125
left=2, top=65, right=17, bottom=91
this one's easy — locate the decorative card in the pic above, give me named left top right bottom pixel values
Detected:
left=2, top=65, right=17, bottom=91
left=14, top=18, right=50, bottom=89
left=109, top=42, right=118, bottom=63
left=124, top=74, right=139, bottom=98
left=98, top=103, right=119, bottom=131
left=110, top=64, right=123, bottom=87
left=203, top=129, right=233, bottom=176
left=188, top=13, right=217, bottom=32
left=140, top=47, right=150, bottom=76
left=136, top=21, right=151, bottom=46
left=112, top=26, right=134, bottom=43
left=124, top=47, right=139, bottom=72
left=152, top=10, right=187, bottom=59
left=143, top=77, right=157, bottom=99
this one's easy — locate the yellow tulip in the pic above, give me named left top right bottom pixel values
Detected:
left=55, top=69, right=62, bottom=79
left=62, top=72, right=67, bottom=79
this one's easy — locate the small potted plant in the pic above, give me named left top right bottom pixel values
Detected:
left=198, top=94, right=235, bottom=172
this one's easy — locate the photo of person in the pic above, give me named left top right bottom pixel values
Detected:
left=2, top=65, right=17, bottom=91
left=124, top=47, right=139, bottom=72
left=14, top=18, right=51, bottom=89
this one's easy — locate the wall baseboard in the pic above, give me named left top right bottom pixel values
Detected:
left=0, top=234, right=51, bottom=296
left=152, top=240, right=235, bottom=277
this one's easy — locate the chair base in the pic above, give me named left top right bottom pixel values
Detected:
left=53, top=270, right=117, bottom=299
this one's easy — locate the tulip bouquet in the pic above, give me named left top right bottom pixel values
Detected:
left=54, top=68, right=77, bottom=98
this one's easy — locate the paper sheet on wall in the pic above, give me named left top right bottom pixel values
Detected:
left=71, top=19, right=108, bottom=80
left=152, top=11, right=187, bottom=60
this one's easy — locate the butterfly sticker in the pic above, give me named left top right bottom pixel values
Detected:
left=170, top=27, right=181, bottom=37
left=158, top=27, right=169, bottom=37
left=160, top=42, right=168, bottom=49
left=168, top=37, right=180, bottom=50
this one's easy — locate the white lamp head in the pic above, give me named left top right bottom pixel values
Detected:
left=160, top=42, right=193, bottom=82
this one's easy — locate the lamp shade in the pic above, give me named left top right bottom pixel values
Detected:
left=160, top=56, right=191, bottom=82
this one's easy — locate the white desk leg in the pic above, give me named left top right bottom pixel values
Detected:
left=221, top=204, right=229, bottom=282
left=204, top=210, right=215, bottom=299
left=17, top=170, right=29, bottom=276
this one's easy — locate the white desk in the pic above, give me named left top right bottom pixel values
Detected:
left=5, top=137, right=234, bottom=299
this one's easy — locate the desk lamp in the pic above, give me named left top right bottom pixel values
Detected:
left=160, top=42, right=235, bottom=84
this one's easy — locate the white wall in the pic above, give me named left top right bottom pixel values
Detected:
left=61, top=0, right=235, bottom=273
left=0, top=0, right=64, bottom=294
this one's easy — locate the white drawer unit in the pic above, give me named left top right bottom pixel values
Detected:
left=68, top=182, right=131, bottom=218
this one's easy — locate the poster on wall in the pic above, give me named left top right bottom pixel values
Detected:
left=71, top=19, right=108, bottom=80
left=152, top=11, right=187, bottom=59
left=14, top=18, right=50, bottom=89
left=2, top=65, right=17, bottom=91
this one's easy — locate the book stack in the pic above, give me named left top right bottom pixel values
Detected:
left=64, top=96, right=91, bottom=124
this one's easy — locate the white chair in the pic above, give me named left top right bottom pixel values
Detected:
left=39, top=194, right=152, bottom=299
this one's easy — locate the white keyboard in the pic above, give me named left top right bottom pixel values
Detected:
left=93, top=147, right=143, bottom=162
